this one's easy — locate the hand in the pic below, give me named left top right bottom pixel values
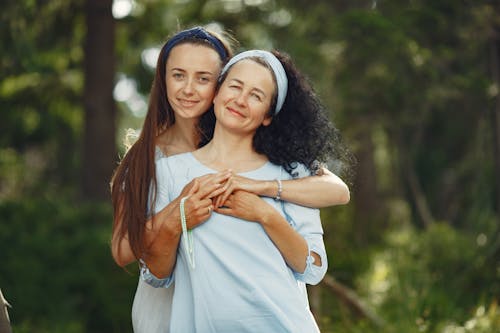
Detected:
left=176, top=171, right=232, bottom=229
left=215, top=190, right=274, bottom=224
left=213, top=173, right=264, bottom=208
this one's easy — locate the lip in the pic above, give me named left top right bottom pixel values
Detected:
left=178, top=98, right=199, bottom=107
left=227, top=107, right=245, bottom=118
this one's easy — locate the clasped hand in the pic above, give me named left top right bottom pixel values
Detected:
left=178, top=171, right=269, bottom=229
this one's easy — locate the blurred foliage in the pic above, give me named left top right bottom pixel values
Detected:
left=1, top=0, right=499, bottom=332
left=0, top=198, right=137, bottom=333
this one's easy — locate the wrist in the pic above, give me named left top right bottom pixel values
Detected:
left=261, top=180, right=279, bottom=198
left=159, top=200, right=183, bottom=236
left=259, top=206, right=279, bottom=227
left=274, top=179, right=282, bottom=201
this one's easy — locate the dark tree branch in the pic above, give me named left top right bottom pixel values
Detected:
left=0, top=289, right=12, bottom=333
left=321, top=274, right=385, bottom=328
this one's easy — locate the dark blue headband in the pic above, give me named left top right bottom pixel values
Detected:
left=162, top=27, right=228, bottom=63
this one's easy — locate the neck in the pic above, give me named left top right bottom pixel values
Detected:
left=157, top=117, right=199, bottom=155
left=194, top=125, right=268, bottom=173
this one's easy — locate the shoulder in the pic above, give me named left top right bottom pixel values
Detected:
left=156, top=152, right=192, bottom=168
left=154, top=146, right=166, bottom=161
left=260, top=161, right=310, bottom=180
left=290, top=162, right=312, bottom=179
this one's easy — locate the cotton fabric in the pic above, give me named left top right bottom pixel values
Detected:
left=143, top=152, right=327, bottom=333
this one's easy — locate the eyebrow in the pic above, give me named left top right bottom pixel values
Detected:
left=229, top=78, right=267, bottom=97
left=170, top=68, right=215, bottom=75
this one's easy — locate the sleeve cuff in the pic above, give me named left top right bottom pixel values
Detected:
left=139, top=259, right=174, bottom=288
left=293, top=242, right=327, bottom=285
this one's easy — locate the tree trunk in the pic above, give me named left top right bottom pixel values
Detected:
left=0, top=289, right=12, bottom=333
left=405, top=160, right=434, bottom=228
left=352, top=122, right=382, bottom=243
left=491, top=26, right=500, bottom=219
left=82, top=0, right=116, bottom=201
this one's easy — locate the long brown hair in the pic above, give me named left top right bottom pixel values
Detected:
left=110, top=27, right=235, bottom=261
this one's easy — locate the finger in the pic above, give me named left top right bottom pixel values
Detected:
left=218, top=182, right=235, bottom=207
left=215, top=192, right=224, bottom=208
left=199, top=171, right=232, bottom=188
left=187, top=179, right=200, bottom=195
left=216, top=177, right=234, bottom=207
left=210, top=170, right=232, bottom=184
left=214, top=205, right=231, bottom=215
left=206, top=186, right=226, bottom=200
left=195, top=182, right=223, bottom=200
left=221, top=195, right=233, bottom=209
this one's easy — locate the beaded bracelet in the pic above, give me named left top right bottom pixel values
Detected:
left=274, top=179, right=282, bottom=201
left=180, top=196, right=195, bottom=269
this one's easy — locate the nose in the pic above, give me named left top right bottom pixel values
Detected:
left=235, top=91, right=247, bottom=107
left=182, top=78, right=194, bottom=95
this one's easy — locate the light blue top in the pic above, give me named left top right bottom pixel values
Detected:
left=142, top=152, right=327, bottom=333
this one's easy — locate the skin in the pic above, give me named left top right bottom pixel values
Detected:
left=147, top=59, right=322, bottom=278
left=112, top=44, right=350, bottom=270
left=204, top=59, right=319, bottom=273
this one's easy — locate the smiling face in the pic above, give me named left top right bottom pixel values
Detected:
left=165, top=43, right=222, bottom=120
left=213, top=59, right=276, bottom=135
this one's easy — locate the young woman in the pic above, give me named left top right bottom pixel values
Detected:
left=110, top=27, right=349, bottom=332
left=141, top=50, right=350, bottom=332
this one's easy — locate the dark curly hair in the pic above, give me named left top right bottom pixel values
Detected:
left=199, top=50, right=351, bottom=179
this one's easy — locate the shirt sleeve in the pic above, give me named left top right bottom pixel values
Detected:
left=282, top=201, right=327, bottom=285
left=139, top=259, right=174, bottom=288
left=151, top=157, right=172, bottom=215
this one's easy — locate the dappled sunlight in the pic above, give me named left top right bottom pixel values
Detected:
left=366, top=254, right=392, bottom=305
left=112, top=0, right=135, bottom=19
left=267, top=9, right=292, bottom=27
left=113, top=75, right=147, bottom=118
left=140, top=47, right=161, bottom=70
left=439, top=302, right=500, bottom=333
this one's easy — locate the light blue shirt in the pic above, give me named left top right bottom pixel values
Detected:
left=143, top=152, right=327, bottom=333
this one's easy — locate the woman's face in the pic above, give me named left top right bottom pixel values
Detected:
left=213, top=59, right=275, bottom=134
left=165, top=43, right=222, bottom=120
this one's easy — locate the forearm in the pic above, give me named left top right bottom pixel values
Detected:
left=259, top=208, right=311, bottom=273
left=282, top=169, right=349, bottom=208
left=251, top=169, right=349, bottom=209
left=112, top=199, right=183, bottom=277
left=142, top=200, right=182, bottom=279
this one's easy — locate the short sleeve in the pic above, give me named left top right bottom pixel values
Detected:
left=282, top=202, right=327, bottom=285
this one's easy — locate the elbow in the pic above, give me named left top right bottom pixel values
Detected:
left=111, top=247, right=128, bottom=268
left=111, top=243, right=136, bottom=268
left=112, top=252, right=128, bottom=268
left=330, top=183, right=350, bottom=206
left=339, top=184, right=350, bottom=205
left=294, top=251, right=328, bottom=285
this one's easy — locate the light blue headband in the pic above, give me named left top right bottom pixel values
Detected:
left=220, top=50, right=288, bottom=115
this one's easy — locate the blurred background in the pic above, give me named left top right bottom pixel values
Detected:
left=1, top=0, right=499, bottom=332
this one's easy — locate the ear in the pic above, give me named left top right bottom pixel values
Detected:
left=262, top=115, right=272, bottom=127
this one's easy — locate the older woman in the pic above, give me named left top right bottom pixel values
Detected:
left=143, top=50, right=349, bottom=332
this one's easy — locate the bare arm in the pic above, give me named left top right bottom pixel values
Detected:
left=111, top=170, right=231, bottom=272
left=215, top=167, right=350, bottom=209
left=110, top=198, right=181, bottom=268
